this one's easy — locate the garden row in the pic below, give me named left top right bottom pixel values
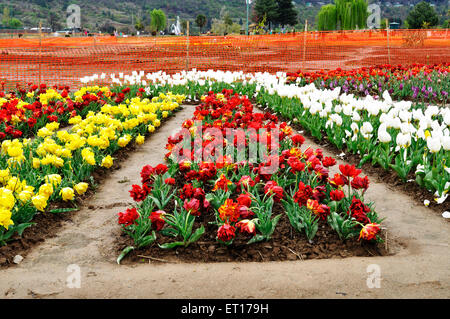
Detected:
left=0, top=84, right=111, bottom=140
left=286, top=63, right=450, bottom=104
left=0, top=87, right=184, bottom=246
left=116, top=90, right=383, bottom=263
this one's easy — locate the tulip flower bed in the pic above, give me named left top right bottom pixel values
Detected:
left=83, top=69, right=449, bottom=211
left=258, top=84, right=450, bottom=208
left=0, top=84, right=116, bottom=140
left=0, top=90, right=184, bottom=249
left=286, top=63, right=450, bottom=104
left=116, top=90, right=385, bottom=264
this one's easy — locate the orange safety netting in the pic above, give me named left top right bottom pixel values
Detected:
left=0, top=29, right=449, bottom=89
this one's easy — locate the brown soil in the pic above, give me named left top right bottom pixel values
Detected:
left=116, top=199, right=388, bottom=264
left=0, top=212, right=69, bottom=267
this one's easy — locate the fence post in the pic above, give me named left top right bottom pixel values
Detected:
left=186, top=21, right=190, bottom=71
left=39, top=21, right=42, bottom=86
left=302, top=20, right=307, bottom=70
left=386, top=18, right=391, bottom=65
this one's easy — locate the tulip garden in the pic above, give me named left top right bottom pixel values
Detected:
left=0, top=64, right=448, bottom=266
left=0, top=84, right=183, bottom=249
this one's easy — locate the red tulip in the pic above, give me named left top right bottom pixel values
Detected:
left=359, top=223, right=380, bottom=241
left=150, top=210, right=166, bottom=231
left=236, top=219, right=256, bottom=235
left=339, top=164, right=361, bottom=178
left=217, top=224, right=236, bottom=242
left=184, top=198, right=201, bottom=216
left=330, top=189, right=345, bottom=201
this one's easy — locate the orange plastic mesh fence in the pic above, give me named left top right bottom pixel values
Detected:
left=0, top=29, right=449, bottom=89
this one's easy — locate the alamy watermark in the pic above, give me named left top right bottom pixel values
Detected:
left=367, top=4, right=381, bottom=29
left=366, top=264, right=381, bottom=288
left=66, top=4, right=81, bottom=29
left=169, top=121, right=280, bottom=174
left=66, top=264, right=81, bottom=288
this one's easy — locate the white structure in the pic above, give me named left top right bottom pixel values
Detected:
left=170, top=16, right=181, bottom=35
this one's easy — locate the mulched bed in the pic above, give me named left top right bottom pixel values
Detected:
left=262, top=106, right=450, bottom=216
left=116, top=216, right=390, bottom=264
left=0, top=111, right=178, bottom=268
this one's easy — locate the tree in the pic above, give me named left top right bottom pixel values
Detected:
left=195, top=14, right=207, bottom=33
left=48, top=11, right=62, bottom=32
left=335, top=0, right=368, bottom=30
left=276, top=0, right=298, bottom=27
left=211, top=18, right=242, bottom=35
left=149, top=9, right=167, bottom=33
left=406, top=1, right=439, bottom=29
left=446, top=9, right=450, bottom=28
left=100, top=22, right=115, bottom=34
left=181, top=19, right=188, bottom=34
left=317, top=4, right=337, bottom=31
left=2, top=7, right=10, bottom=26
left=8, top=18, right=22, bottom=29
left=135, top=18, right=145, bottom=32
left=224, top=14, right=233, bottom=26
left=253, top=0, right=279, bottom=26
left=316, top=0, right=368, bottom=31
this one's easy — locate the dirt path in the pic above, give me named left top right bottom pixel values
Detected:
left=0, top=105, right=449, bottom=299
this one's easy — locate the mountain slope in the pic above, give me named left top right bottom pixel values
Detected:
left=0, top=0, right=448, bottom=32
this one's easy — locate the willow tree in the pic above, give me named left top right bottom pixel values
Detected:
left=317, top=0, right=368, bottom=31
left=317, top=4, right=337, bottom=31
left=149, top=9, right=167, bottom=33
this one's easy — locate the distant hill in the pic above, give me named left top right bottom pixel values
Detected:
left=0, top=0, right=448, bottom=33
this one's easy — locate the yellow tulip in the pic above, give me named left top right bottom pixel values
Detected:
left=32, top=158, right=41, bottom=169
left=0, top=169, right=10, bottom=184
left=135, top=134, right=145, bottom=145
left=0, top=208, right=14, bottom=230
left=32, top=194, right=48, bottom=212
left=74, top=182, right=88, bottom=195
left=7, top=145, right=23, bottom=158
left=153, top=119, right=161, bottom=127
left=18, top=190, right=33, bottom=202
left=6, top=177, right=23, bottom=193
left=0, top=188, right=15, bottom=210
left=59, top=187, right=75, bottom=201
left=45, top=174, right=62, bottom=187
left=117, top=135, right=131, bottom=147
left=101, top=155, right=114, bottom=168
left=38, top=183, right=54, bottom=199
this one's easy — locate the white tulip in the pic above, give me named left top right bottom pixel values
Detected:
left=427, top=137, right=442, bottom=153
left=342, top=104, right=352, bottom=116
left=351, top=111, right=361, bottom=122
left=382, top=90, right=393, bottom=105
left=442, top=136, right=450, bottom=151
left=361, top=122, right=373, bottom=134
left=378, top=124, right=392, bottom=143
left=396, top=132, right=411, bottom=148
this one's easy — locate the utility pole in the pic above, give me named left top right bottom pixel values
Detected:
left=302, top=20, right=307, bottom=70
left=386, top=18, right=391, bottom=65
left=186, top=20, right=190, bottom=70
left=39, top=21, right=42, bottom=86
left=246, top=0, right=251, bottom=36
